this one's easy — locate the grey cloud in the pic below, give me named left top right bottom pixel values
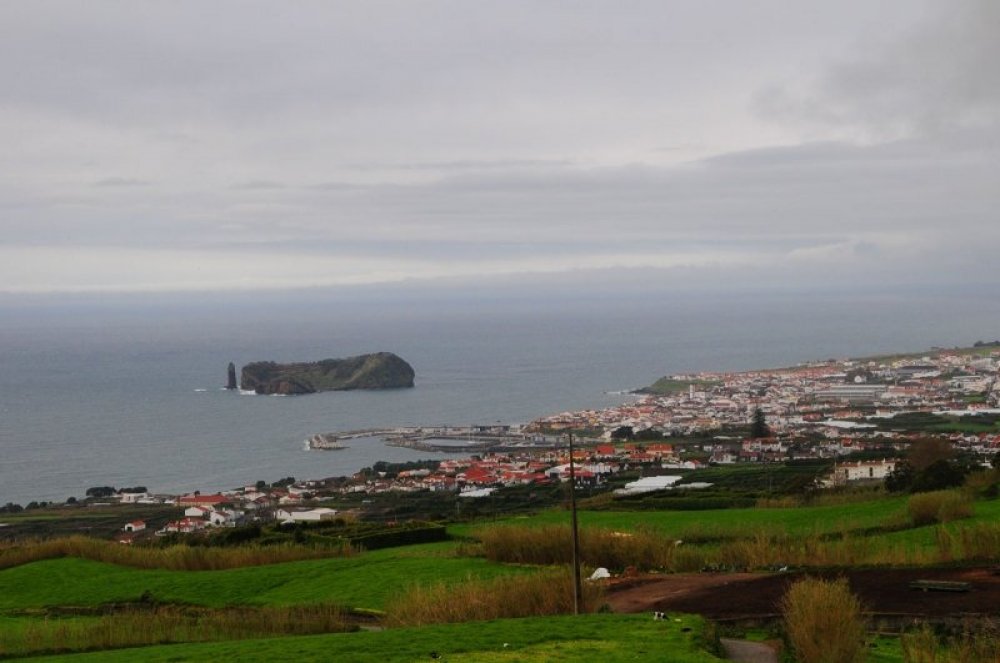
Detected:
left=0, top=1, right=995, bottom=293
left=305, top=182, right=374, bottom=192
left=347, top=159, right=574, bottom=172
left=757, top=0, right=1000, bottom=138
left=92, top=177, right=151, bottom=187
left=230, top=180, right=285, bottom=190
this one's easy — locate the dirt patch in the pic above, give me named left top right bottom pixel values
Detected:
left=719, top=638, right=779, bottom=663
left=606, top=567, right=1000, bottom=619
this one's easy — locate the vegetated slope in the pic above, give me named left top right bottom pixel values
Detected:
left=476, top=496, right=1000, bottom=538
left=635, top=377, right=721, bottom=395
left=0, top=545, right=521, bottom=612
left=454, top=496, right=915, bottom=538
left=25, top=614, right=722, bottom=663
left=240, top=352, right=415, bottom=394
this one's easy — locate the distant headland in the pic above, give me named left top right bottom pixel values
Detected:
left=231, top=352, right=415, bottom=395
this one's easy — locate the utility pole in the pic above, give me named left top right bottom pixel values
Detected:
left=568, top=432, right=582, bottom=614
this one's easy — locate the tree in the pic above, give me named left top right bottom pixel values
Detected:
left=885, top=462, right=914, bottom=493
left=610, top=425, right=634, bottom=440
left=907, top=438, right=954, bottom=472
left=750, top=407, right=771, bottom=438
left=910, top=459, right=967, bottom=493
left=886, top=457, right=968, bottom=494
left=85, top=486, right=116, bottom=498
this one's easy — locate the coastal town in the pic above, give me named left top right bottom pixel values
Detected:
left=92, top=344, right=1000, bottom=542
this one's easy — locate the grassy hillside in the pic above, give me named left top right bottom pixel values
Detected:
left=637, top=377, right=721, bottom=395
left=463, top=495, right=1000, bottom=538
left=24, top=614, right=721, bottom=663
left=4, top=494, right=999, bottom=660
left=0, top=544, right=524, bottom=612
left=454, top=496, right=909, bottom=538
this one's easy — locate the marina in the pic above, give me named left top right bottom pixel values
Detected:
left=307, top=425, right=582, bottom=453
left=305, top=433, right=349, bottom=450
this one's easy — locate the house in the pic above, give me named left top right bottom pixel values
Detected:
left=207, top=510, right=238, bottom=527
left=119, top=491, right=149, bottom=504
left=160, top=517, right=207, bottom=534
left=823, top=459, right=897, bottom=487
left=123, top=520, right=146, bottom=533
left=184, top=506, right=211, bottom=519
left=709, top=450, right=736, bottom=465
left=177, top=494, right=230, bottom=508
left=275, top=507, right=338, bottom=523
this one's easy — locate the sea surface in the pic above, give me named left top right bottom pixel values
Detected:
left=2, top=287, right=999, bottom=504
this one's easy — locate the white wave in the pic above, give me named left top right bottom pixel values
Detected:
left=238, top=389, right=258, bottom=396
left=193, top=388, right=208, bottom=392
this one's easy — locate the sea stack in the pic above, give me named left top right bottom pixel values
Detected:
left=226, top=362, right=238, bottom=390
left=240, top=352, right=415, bottom=395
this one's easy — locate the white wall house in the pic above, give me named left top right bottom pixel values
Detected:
left=823, top=459, right=897, bottom=487
left=123, top=520, right=146, bottom=532
left=207, top=510, right=238, bottom=527
left=276, top=507, right=338, bottom=523
left=119, top=492, right=149, bottom=504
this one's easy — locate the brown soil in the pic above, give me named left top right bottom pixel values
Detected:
left=605, top=567, right=1000, bottom=619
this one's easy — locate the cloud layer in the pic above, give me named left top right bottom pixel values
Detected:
left=1, top=0, right=996, bottom=293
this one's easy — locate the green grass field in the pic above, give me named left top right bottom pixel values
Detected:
left=23, top=614, right=722, bottom=662
left=4, top=493, right=999, bottom=660
left=463, top=494, right=1000, bottom=537
left=0, top=543, right=525, bottom=612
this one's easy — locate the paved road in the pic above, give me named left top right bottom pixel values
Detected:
left=719, top=638, right=778, bottom=663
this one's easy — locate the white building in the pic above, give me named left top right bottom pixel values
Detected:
left=823, top=459, right=897, bottom=487
left=123, top=520, right=146, bottom=532
left=275, top=507, right=339, bottom=523
left=119, top=492, right=149, bottom=504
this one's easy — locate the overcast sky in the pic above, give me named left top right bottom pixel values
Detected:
left=1, top=0, right=997, bottom=294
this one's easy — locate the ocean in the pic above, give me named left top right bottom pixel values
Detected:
left=2, top=286, right=998, bottom=504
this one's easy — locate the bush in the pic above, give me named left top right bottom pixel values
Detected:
left=907, top=490, right=974, bottom=526
left=902, top=620, right=1000, bottom=663
left=911, top=460, right=968, bottom=493
left=475, top=524, right=680, bottom=571
left=385, top=568, right=603, bottom=626
left=345, top=523, right=447, bottom=550
left=0, top=604, right=352, bottom=657
left=0, top=536, right=353, bottom=572
left=781, top=577, right=865, bottom=663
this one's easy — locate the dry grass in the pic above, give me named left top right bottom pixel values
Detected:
left=474, top=524, right=682, bottom=571
left=901, top=620, right=1000, bottom=663
left=756, top=496, right=801, bottom=509
left=907, top=490, right=974, bottom=527
left=0, top=604, right=352, bottom=657
left=0, top=536, right=354, bottom=571
left=384, top=568, right=603, bottom=626
left=934, top=522, right=1000, bottom=563
left=807, top=488, right=887, bottom=508
left=475, top=519, right=1000, bottom=573
left=781, top=577, right=865, bottom=663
